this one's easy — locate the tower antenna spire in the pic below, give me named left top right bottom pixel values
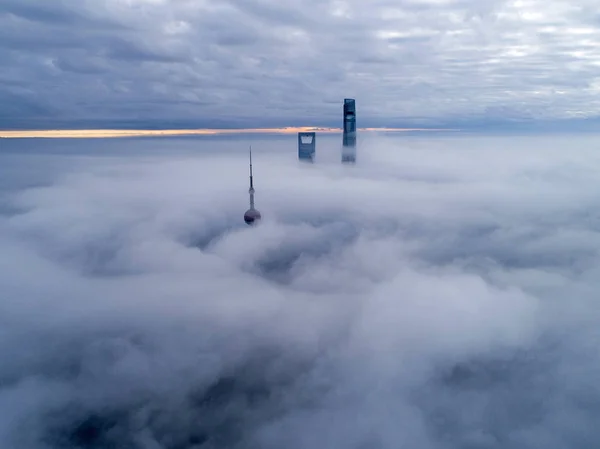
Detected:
left=249, top=145, right=254, bottom=192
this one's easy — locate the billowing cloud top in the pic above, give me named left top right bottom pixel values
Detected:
left=2, top=134, right=600, bottom=448
left=2, top=0, right=600, bottom=128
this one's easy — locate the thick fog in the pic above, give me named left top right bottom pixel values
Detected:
left=1, top=133, right=600, bottom=448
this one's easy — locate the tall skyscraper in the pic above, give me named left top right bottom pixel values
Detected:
left=298, top=132, right=316, bottom=162
left=342, top=98, right=356, bottom=163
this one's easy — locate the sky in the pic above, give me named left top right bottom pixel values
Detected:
left=2, top=133, right=600, bottom=448
left=2, top=0, right=600, bottom=129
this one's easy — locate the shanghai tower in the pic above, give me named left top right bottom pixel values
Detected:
left=342, top=98, right=356, bottom=163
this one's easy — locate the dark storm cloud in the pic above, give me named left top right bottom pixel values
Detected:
left=2, top=134, right=600, bottom=448
left=2, top=0, right=600, bottom=127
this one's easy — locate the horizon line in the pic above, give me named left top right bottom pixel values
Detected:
left=0, top=127, right=460, bottom=139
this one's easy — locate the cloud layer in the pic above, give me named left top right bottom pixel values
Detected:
left=2, top=0, right=600, bottom=128
left=2, top=133, right=600, bottom=448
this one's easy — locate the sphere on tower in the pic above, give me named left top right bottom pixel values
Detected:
left=244, top=208, right=261, bottom=225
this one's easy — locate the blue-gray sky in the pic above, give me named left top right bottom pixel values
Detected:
left=2, top=0, right=600, bottom=129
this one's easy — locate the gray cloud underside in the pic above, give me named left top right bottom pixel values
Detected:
left=2, top=0, right=600, bottom=127
left=2, top=134, right=600, bottom=447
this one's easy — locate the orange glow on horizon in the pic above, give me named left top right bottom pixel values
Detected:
left=0, top=127, right=458, bottom=139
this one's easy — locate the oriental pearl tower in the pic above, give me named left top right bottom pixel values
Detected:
left=244, top=146, right=262, bottom=225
